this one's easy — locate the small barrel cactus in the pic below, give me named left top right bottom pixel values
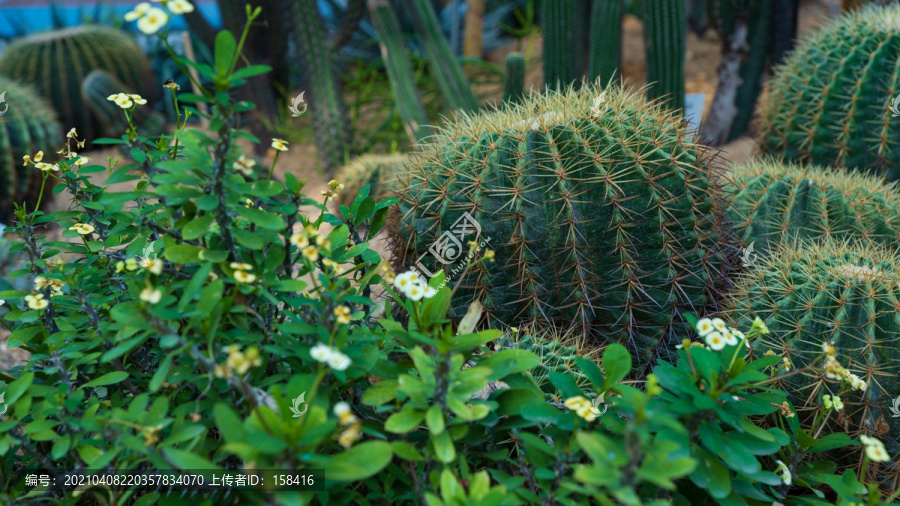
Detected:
left=726, top=158, right=900, bottom=255
left=725, top=241, right=900, bottom=455
left=0, top=77, right=62, bottom=221
left=758, top=5, right=900, bottom=179
left=0, top=26, right=154, bottom=143
left=493, top=332, right=595, bottom=403
left=393, top=84, right=738, bottom=368
left=335, top=154, right=408, bottom=208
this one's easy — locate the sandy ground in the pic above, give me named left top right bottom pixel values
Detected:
left=0, top=0, right=842, bottom=367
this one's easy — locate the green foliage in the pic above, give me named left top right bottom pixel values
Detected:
left=0, top=27, right=154, bottom=144
left=334, top=153, right=408, bottom=209
left=81, top=70, right=166, bottom=140
left=394, top=83, right=736, bottom=370
left=503, top=52, right=526, bottom=104
left=368, top=0, right=428, bottom=143
left=492, top=331, right=595, bottom=402
left=644, top=0, right=686, bottom=111
left=291, top=0, right=354, bottom=172
left=0, top=77, right=62, bottom=221
left=758, top=4, right=900, bottom=178
left=726, top=158, right=900, bottom=255
left=403, top=0, right=480, bottom=112
left=725, top=241, right=900, bottom=458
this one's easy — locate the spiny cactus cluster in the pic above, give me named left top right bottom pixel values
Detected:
left=334, top=154, right=408, bottom=209
left=0, top=77, right=62, bottom=221
left=0, top=27, right=154, bottom=144
left=492, top=332, right=595, bottom=403
left=725, top=241, right=900, bottom=455
left=758, top=5, right=900, bottom=179
left=393, top=83, right=737, bottom=369
left=726, top=158, right=900, bottom=255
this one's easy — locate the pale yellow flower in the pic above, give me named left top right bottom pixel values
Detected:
left=334, top=305, right=351, bottom=325
left=704, top=331, right=726, bottom=351
left=69, top=223, right=95, bottom=235
left=136, top=7, right=168, bottom=34
left=25, top=293, right=48, bottom=310
left=140, top=256, right=163, bottom=275
left=289, top=233, right=309, bottom=248
left=230, top=262, right=253, bottom=271
left=234, top=155, right=256, bottom=176
left=124, top=2, right=151, bottom=21
left=234, top=271, right=257, bottom=284
left=302, top=246, right=319, bottom=262
left=271, top=138, right=289, bottom=152
left=108, top=93, right=134, bottom=109
left=125, top=258, right=139, bottom=271
left=823, top=394, right=844, bottom=411
left=168, top=0, right=195, bottom=14
left=140, top=287, right=162, bottom=304
left=35, top=162, right=60, bottom=172
left=67, top=128, right=77, bottom=139
left=484, top=249, right=495, bottom=260
left=695, top=318, right=715, bottom=337
left=127, top=94, right=147, bottom=105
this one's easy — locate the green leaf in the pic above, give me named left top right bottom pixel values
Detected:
left=689, top=446, right=732, bottom=499
left=182, top=214, right=216, bottom=240
left=431, top=431, right=456, bottom=463
left=232, top=228, right=264, bottom=249
left=214, top=30, right=236, bottom=77
left=479, top=350, right=540, bottom=381
left=149, top=354, right=174, bottom=392
left=354, top=197, right=376, bottom=226
left=361, top=380, right=398, bottom=406
left=602, top=344, right=632, bottom=390
left=6, top=325, right=43, bottom=348
left=4, top=372, right=34, bottom=405
left=425, top=405, right=445, bottom=435
left=384, top=406, right=425, bottom=433
left=163, top=447, right=222, bottom=470
left=164, top=244, right=202, bottom=264
left=80, top=371, right=130, bottom=389
left=326, top=441, right=393, bottom=481
left=391, top=441, right=423, bottom=461
left=236, top=206, right=285, bottom=231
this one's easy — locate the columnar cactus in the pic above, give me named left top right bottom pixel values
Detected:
left=726, top=158, right=900, bottom=255
left=393, top=84, right=737, bottom=368
left=0, top=77, right=62, bottom=221
left=542, top=0, right=577, bottom=89
left=0, top=27, right=154, bottom=143
left=335, top=154, right=408, bottom=209
left=644, top=0, right=686, bottom=111
left=503, top=53, right=526, bottom=105
left=725, top=241, right=900, bottom=455
left=493, top=332, right=595, bottom=402
left=758, top=5, right=900, bottom=179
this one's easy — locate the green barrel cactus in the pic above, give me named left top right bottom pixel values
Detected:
left=758, top=5, right=900, bottom=179
left=494, top=332, right=595, bottom=403
left=725, top=241, right=900, bottom=456
left=393, top=84, right=737, bottom=368
left=334, top=154, right=408, bottom=209
left=0, top=27, right=154, bottom=143
left=726, top=158, right=900, bottom=256
left=0, top=77, right=62, bottom=221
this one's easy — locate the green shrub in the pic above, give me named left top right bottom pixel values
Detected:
left=394, top=83, right=736, bottom=369
left=758, top=4, right=900, bottom=179
left=726, top=158, right=900, bottom=255
left=334, top=154, right=408, bottom=209
left=0, top=26, right=154, bottom=143
left=0, top=77, right=62, bottom=222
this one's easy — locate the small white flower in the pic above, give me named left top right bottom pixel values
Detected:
left=423, top=286, right=438, bottom=299
left=136, top=7, right=168, bottom=34
left=723, top=331, right=739, bottom=346
left=333, top=402, right=351, bottom=416
left=328, top=352, right=351, bottom=371
left=310, top=343, right=334, bottom=363
left=140, top=287, right=162, bottom=304
left=711, top=318, right=727, bottom=332
left=774, top=460, right=791, bottom=486
left=406, top=283, right=426, bottom=301
left=695, top=318, right=714, bottom=337
left=168, top=0, right=195, bottom=14
left=124, top=2, right=151, bottom=21
left=704, top=331, right=726, bottom=351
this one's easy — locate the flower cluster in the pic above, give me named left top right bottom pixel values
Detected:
left=125, top=0, right=194, bottom=35
left=321, top=179, right=345, bottom=201
left=820, top=346, right=867, bottom=391
left=107, top=93, right=148, bottom=110
left=24, top=293, right=48, bottom=310
left=822, top=394, right=843, bottom=411
left=860, top=435, right=890, bottom=463
left=334, top=402, right=361, bottom=448
left=333, top=305, right=351, bottom=325
left=69, top=223, right=95, bottom=236
left=310, top=343, right=351, bottom=371
left=215, top=345, right=263, bottom=379
left=234, top=155, right=257, bottom=176
left=695, top=317, right=746, bottom=351
left=231, top=262, right=257, bottom=284
left=563, top=396, right=600, bottom=422
left=23, top=150, right=60, bottom=172
left=393, top=271, right=436, bottom=301
left=290, top=224, right=330, bottom=264
left=34, top=276, right=65, bottom=296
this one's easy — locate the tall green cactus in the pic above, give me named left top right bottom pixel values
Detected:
left=404, top=0, right=479, bottom=112
left=725, top=241, right=900, bottom=457
left=542, top=0, right=577, bottom=90
left=0, top=27, right=154, bottom=144
left=291, top=0, right=354, bottom=172
left=759, top=4, right=900, bottom=178
left=369, top=0, right=427, bottom=143
left=503, top=53, right=526, bottom=104
left=393, top=84, right=737, bottom=369
left=726, top=158, right=900, bottom=255
left=0, top=77, right=62, bottom=221
left=589, top=0, right=624, bottom=85
left=644, top=0, right=686, bottom=111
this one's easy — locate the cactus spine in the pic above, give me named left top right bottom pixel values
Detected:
left=394, top=84, right=736, bottom=369
left=758, top=5, right=900, bottom=179
left=292, top=0, right=354, bottom=172
left=644, top=0, right=686, bottom=111
left=404, top=0, right=479, bottom=112
left=0, top=77, right=62, bottom=221
left=369, top=0, right=427, bottom=143
left=0, top=27, right=153, bottom=143
left=726, top=158, right=900, bottom=255
left=726, top=241, right=900, bottom=456
left=542, top=0, right=577, bottom=89
left=503, top=53, right=526, bottom=104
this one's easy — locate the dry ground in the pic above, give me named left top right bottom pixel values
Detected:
left=0, top=0, right=842, bottom=366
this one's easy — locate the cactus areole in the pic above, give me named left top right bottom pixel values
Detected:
left=393, top=84, right=737, bottom=368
